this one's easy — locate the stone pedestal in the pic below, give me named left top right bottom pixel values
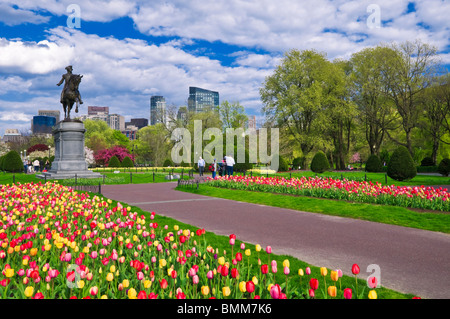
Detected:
left=37, top=120, right=102, bottom=180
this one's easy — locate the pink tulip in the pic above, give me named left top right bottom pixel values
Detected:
left=192, top=275, right=199, bottom=285
left=90, top=251, right=98, bottom=259
left=344, top=288, right=352, bottom=299
left=284, top=266, right=290, bottom=275
left=266, top=246, right=272, bottom=254
left=306, top=267, right=311, bottom=275
left=137, top=272, right=144, bottom=280
left=270, top=284, right=281, bottom=299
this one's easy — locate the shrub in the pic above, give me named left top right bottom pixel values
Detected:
left=365, top=154, right=382, bottom=172
left=108, top=155, right=121, bottom=168
left=27, top=144, right=49, bottom=154
left=163, top=158, right=174, bottom=167
left=310, top=151, right=330, bottom=173
left=420, top=156, right=434, bottom=167
left=277, top=156, right=289, bottom=172
left=387, top=146, right=417, bottom=181
left=121, top=156, right=134, bottom=168
left=437, top=158, right=450, bottom=177
left=292, top=157, right=305, bottom=169
left=2, top=150, right=24, bottom=173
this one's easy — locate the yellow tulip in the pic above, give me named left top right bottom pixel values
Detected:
left=22, top=259, right=29, bottom=266
left=122, top=279, right=130, bottom=288
left=320, top=267, right=328, bottom=277
left=106, top=273, right=114, bottom=282
left=144, top=280, right=152, bottom=289
left=101, top=295, right=108, bottom=299
left=239, top=281, right=246, bottom=293
left=222, top=286, right=231, bottom=297
left=328, top=286, right=337, bottom=297
left=24, top=286, right=34, bottom=298
left=298, top=269, right=304, bottom=276
left=330, top=270, right=339, bottom=282
left=174, top=225, right=179, bottom=231
left=368, top=290, right=378, bottom=299
left=159, top=259, right=167, bottom=268
left=218, top=257, right=225, bottom=265
left=110, top=265, right=116, bottom=273
left=77, top=280, right=85, bottom=289
left=30, top=248, right=38, bottom=256
left=282, top=259, right=290, bottom=268
left=201, top=286, right=210, bottom=296
left=245, top=249, right=251, bottom=257
left=5, top=268, right=14, bottom=278
left=128, top=288, right=137, bottom=299
left=255, top=244, right=261, bottom=252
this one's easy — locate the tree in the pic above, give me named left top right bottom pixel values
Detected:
left=365, top=154, right=382, bottom=172
left=419, top=74, right=450, bottom=165
left=350, top=46, right=399, bottom=155
left=260, top=49, right=330, bottom=159
left=387, top=146, right=417, bottom=181
left=382, top=40, right=440, bottom=156
left=217, top=101, right=248, bottom=131
left=137, top=124, right=171, bottom=166
left=2, top=150, right=23, bottom=172
left=95, top=145, right=134, bottom=166
left=121, top=156, right=134, bottom=168
left=310, top=151, right=330, bottom=173
left=108, top=155, right=121, bottom=168
left=437, top=158, right=450, bottom=176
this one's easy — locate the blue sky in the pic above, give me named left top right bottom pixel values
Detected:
left=0, top=0, right=449, bottom=137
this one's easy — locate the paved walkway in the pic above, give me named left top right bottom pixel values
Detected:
left=101, top=182, right=450, bottom=299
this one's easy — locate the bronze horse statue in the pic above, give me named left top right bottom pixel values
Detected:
left=57, top=66, right=83, bottom=120
left=61, top=74, right=83, bottom=120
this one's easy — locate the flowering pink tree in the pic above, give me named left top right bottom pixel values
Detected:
left=94, top=145, right=134, bottom=166
left=350, top=152, right=361, bottom=164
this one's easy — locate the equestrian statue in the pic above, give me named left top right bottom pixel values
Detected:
left=57, top=65, right=83, bottom=120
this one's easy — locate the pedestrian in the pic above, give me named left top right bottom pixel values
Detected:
left=28, top=160, right=34, bottom=173
left=45, top=159, right=50, bottom=171
left=23, top=158, right=28, bottom=174
left=211, top=159, right=217, bottom=179
left=225, top=155, right=235, bottom=176
left=198, top=156, right=205, bottom=176
left=33, top=159, right=40, bottom=172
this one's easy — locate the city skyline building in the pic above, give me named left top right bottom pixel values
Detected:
left=31, top=115, right=56, bottom=135
left=38, top=110, right=60, bottom=123
left=187, top=87, right=219, bottom=113
left=150, top=96, right=167, bottom=125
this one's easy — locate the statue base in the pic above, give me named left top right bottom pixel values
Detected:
left=37, top=120, right=102, bottom=180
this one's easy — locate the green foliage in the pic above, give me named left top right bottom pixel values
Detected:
left=108, top=155, right=121, bottom=168
left=437, top=158, right=450, bottom=177
left=310, top=151, right=330, bottom=173
left=387, top=146, right=417, bottom=181
left=278, top=156, right=289, bottom=172
left=420, top=156, right=434, bottom=166
left=0, top=155, right=5, bottom=171
left=163, top=158, right=174, bottom=167
left=292, top=157, right=305, bottom=168
left=121, top=156, right=134, bottom=168
left=2, top=150, right=24, bottom=172
left=365, top=154, right=382, bottom=172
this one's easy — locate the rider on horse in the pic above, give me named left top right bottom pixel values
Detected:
left=57, top=65, right=83, bottom=105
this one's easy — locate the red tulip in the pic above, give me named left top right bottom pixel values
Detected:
left=231, top=268, right=239, bottom=279
left=221, top=265, right=229, bottom=277
left=308, top=289, right=315, bottom=298
left=309, top=278, right=319, bottom=290
left=246, top=281, right=255, bottom=293
left=351, top=264, right=360, bottom=275
left=137, top=291, right=147, bottom=299
left=344, top=288, right=352, bottom=299
left=160, top=279, right=168, bottom=289
left=235, top=252, right=242, bottom=262
left=32, top=292, right=45, bottom=299
left=261, top=264, right=269, bottom=275
left=176, top=292, right=186, bottom=299
left=148, top=292, right=158, bottom=299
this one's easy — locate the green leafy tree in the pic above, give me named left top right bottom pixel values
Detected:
left=2, top=150, right=23, bottom=172
left=310, top=151, right=330, bottom=173
left=437, top=158, right=450, bottom=176
left=365, top=154, right=382, bottom=172
left=108, top=155, right=121, bottom=168
left=121, top=156, right=134, bottom=168
left=217, top=100, right=248, bottom=131
left=387, top=146, right=417, bottom=181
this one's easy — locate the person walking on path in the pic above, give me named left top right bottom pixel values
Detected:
left=225, top=155, right=235, bottom=176
left=211, top=159, right=217, bottom=179
left=23, top=158, right=28, bottom=174
left=33, top=159, right=40, bottom=172
left=198, top=156, right=205, bottom=176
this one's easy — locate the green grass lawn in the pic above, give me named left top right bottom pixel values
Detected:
left=176, top=184, right=450, bottom=234
left=83, top=190, right=417, bottom=299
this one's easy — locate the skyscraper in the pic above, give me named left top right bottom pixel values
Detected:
left=150, top=96, right=166, bottom=125
left=187, top=87, right=219, bottom=113
left=38, top=110, right=60, bottom=123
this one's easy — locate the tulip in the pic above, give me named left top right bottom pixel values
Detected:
left=351, top=263, right=360, bottom=275
left=222, top=286, right=231, bottom=297
left=266, top=246, right=272, bottom=254
left=246, top=281, right=255, bottom=294
left=24, top=286, right=34, bottom=298
left=231, top=268, right=239, bottom=279
left=201, top=286, right=210, bottom=296
left=128, top=288, right=137, bottom=299
left=306, top=267, right=311, bottom=275
left=343, top=288, right=352, bottom=299
left=330, top=270, right=339, bottom=282
left=308, top=289, right=315, bottom=298
left=368, top=290, right=378, bottom=299
left=309, top=278, right=319, bottom=290
left=193, top=275, right=199, bottom=285
left=239, top=281, right=246, bottom=293
left=5, top=268, right=14, bottom=278
left=284, top=266, right=290, bottom=275
left=32, top=292, right=45, bottom=299
left=137, top=272, right=144, bottom=281
left=255, top=244, right=261, bottom=252
left=368, top=276, right=378, bottom=289
left=327, top=285, right=337, bottom=297
left=137, top=291, right=147, bottom=299
left=106, top=273, right=114, bottom=282
left=320, top=267, right=328, bottom=277
left=270, top=284, right=281, bottom=299
left=90, top=286, right=98, bottom=296
left=261, top=264, right=269, bottom=275
left=160, top=279, right=168, bottom=289
left=207, top=270, right=214, bottom=280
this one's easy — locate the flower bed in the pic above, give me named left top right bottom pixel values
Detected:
left=0, top=182, right=384, bottom=299
left=207, top=176, right=450, bottom=212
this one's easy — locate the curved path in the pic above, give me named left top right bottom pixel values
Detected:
left=101, top=182, right=450, bottom=299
